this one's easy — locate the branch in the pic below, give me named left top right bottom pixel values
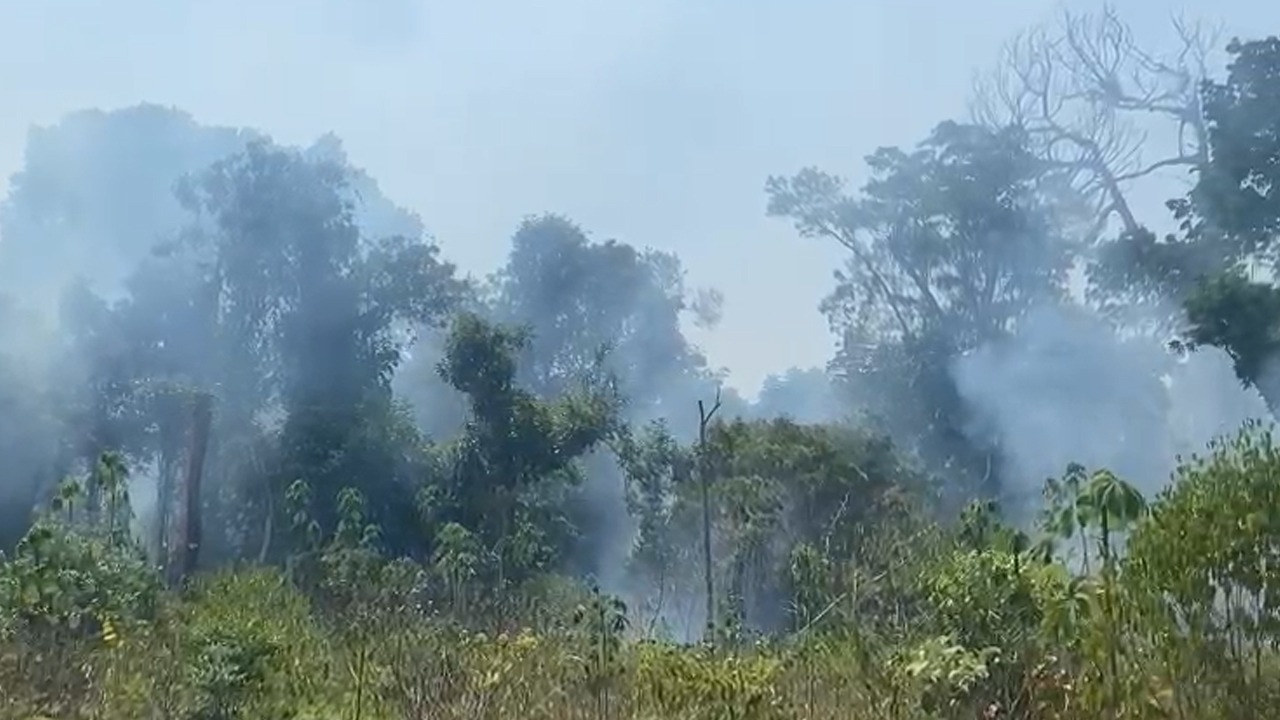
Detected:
left=698, top=386, right=723, bottom=427
left=973, top=5, right=1211, bottom=242
left=812, top=220, right=916, bottom=341
left=1113, top=154, right=1199, bottom=183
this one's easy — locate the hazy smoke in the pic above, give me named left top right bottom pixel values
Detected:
left=750, top=367, right=843, bottom=425
left=952, top=303, right=1270, bottom=520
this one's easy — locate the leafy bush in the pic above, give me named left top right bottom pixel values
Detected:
left=0, top=521, right=159, bottom=632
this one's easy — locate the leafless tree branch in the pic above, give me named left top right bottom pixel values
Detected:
left=972, top=4, right=1219, bottom=244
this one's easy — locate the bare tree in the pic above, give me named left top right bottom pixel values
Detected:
left=697, top=387, right=722, bottom=646
left=171, top=392, right=213, bottom=584
left=973, top=5, right=1221, bottom=245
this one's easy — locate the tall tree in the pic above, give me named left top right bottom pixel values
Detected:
left=1155, top=38, right=1280, bottom=410
left=973, top=6, right=1217, bottom=246
left=168, top=140, right=463, bottom=555
left=482, top=214, right=732, bottom=585
left=426, top=312, right=620, bottom=584
left=488, top=214, right=721, bottom=434
left=767, top=121, right=1075, bottom=496
left=750, top=367, right=843, bottom=424
left=0, top=107, right=446, bottom=552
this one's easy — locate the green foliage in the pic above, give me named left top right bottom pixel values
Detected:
left=1184, top=271, right=1280, bottom=389
left=1181, top=38, right=1280, bottom=251
left=0, top=462, right=162, bottom=717
left=632, top=643, right=790, bottom=720
left=614, top=416, right=929, bottom=640
left=1130, top=423, right=1280, bottom=617
left=0, top=519, right=159, bottom=636
left=1127, top=422, right=1280, bottom=716
left=428, top=312, right=621, bottom=585
left=766, top=121, right=1074, bottom=348
left=921, top=547, right=1041, bottom=653
left=180, top=574, right=307, bottom=719
left=897, top=634, right=997, bottom=717
left=572, top=586, right=630, bottom=717
left=96, top=569, right=336, bottom=720
left=0, top=456, right=159, bottom=638
left=1129, top=38, right=1280, bottom=409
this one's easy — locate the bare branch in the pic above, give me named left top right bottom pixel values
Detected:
left=972, top=4, right=1215, bottom=242
left=1113, top=154, right=1199, bottom=183
left=698, top=386, right=723, bottom=426
left=807, top=217, right=916, bottom=341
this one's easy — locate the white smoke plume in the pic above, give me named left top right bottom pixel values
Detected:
left=952, top=303, right=1271, bottom=521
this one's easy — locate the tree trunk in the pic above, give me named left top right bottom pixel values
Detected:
left=697, top=391, right=721, bottom=646
left=155, top=433, right=181, bottom=570
left=174, top=393, right=213, bottom=583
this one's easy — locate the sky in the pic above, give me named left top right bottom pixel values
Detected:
left=1, top=0, right=1277, bottom=398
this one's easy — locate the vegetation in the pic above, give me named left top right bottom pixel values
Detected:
left=3, top=9, right=1280, bottom=720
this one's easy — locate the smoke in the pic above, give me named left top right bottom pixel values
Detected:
left=0, top=106, right=257, bottom=308
left=749, top=367, right=843, bottom=425
left=952, top=303, right=1271, bottom=521
left=126, top=460, right=161, bottom=554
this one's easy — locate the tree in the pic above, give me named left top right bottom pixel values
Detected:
left=1127, top=421, right=1280, bottom=715
left=169, top=140, right=463, bottom=555
left=611, top=419, right=693, bottom=636
left=488, top=214, right=721, bottom=433
left=425, top=313, right=621, bottom=585
left=750, top=367, right=842, bottom=424
left=707, top=418, right=923, bottom=630
left=974, top=6, right=1218, bottom=246
left=482, top=214, right=731, bottom=587
left=768, top=121, right=1074, bottom=349
left=1151, top=38, right=1280, bottom=409
left=0, top=107, right=457, bottom=556
left=766, top=121, right=1075, bottom=495
left=1183, top=38, right=1280, bottom=248
left=0, top=106, right=421, bottom=307
left=696, top=389, right=722, bottom=644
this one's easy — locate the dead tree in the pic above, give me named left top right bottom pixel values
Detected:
left=151, top=385, right=186, bottom=568
left=697, top=387, right=722, bottom=646
left=973, top=5, right=1220, bottom=244
left=168, top=391, right=213, bottom=584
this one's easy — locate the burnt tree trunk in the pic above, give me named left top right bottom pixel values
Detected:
left=154, top=392, right=184, bottom=572
left=697, top=389, right=722, bottom=647
left=172, top=393, right=213, bottom=583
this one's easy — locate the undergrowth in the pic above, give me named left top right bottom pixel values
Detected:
left=6, top=425, right=1280, bottom=720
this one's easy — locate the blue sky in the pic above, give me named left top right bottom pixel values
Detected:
left=1, top=0, right=1276, bottom=396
